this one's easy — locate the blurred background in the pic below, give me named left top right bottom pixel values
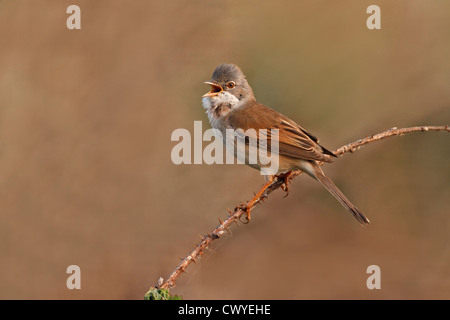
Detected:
left=0, top=0, right=449, bottom=299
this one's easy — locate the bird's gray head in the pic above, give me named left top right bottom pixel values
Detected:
left=203, top=64, right=255, bottom=110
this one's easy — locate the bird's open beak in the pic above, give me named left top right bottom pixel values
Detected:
left=202, top=81, right=223, bottom=97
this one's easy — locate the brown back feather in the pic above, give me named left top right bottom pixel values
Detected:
left=227, top=101, right=336, bottom=163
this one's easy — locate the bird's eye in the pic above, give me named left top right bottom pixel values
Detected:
left=227, top=81, right=235, bottom=89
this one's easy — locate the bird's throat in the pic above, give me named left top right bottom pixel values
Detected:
left=202, top=91, right=240, bottom=126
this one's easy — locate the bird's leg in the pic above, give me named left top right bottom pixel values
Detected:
left=243, top=175, right=275, bottom=223
left=278, top=171, right=293, bottom=197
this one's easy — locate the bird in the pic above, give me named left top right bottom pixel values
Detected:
left=201, top=63, right=370, bottom=226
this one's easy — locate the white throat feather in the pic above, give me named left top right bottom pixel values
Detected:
left=202, top=91, right=241, bottom=129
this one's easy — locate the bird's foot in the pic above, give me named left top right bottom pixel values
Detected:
left=278, top=171, right=293, bottom=198
left=242, top=176, right=275, bottom=223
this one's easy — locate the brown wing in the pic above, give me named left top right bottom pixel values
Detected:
left=227, top=101, right=336, bottom=163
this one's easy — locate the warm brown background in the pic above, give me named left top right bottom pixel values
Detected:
left=0, top=0, right=449, bottom=299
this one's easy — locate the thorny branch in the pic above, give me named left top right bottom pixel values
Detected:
left=156, top=125, right=449, bottom=290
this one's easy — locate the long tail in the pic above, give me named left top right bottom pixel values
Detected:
left=311, top=162, right=370, bottom=226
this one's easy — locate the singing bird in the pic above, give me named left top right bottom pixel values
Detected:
left=202, top=64, right=369, bottom=226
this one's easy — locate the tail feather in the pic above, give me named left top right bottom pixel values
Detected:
left=312, top=162, right=370, bottom=226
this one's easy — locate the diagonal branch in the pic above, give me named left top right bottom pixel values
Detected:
left=156, top=125, right=449, bottom=290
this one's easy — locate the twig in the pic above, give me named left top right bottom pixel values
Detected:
left=157, top=125, right=449, bottom=290
left=334, top=125, right=449, bottom=156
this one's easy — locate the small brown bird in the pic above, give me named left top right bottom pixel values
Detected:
left=202, top=64, right=370, bottom=226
